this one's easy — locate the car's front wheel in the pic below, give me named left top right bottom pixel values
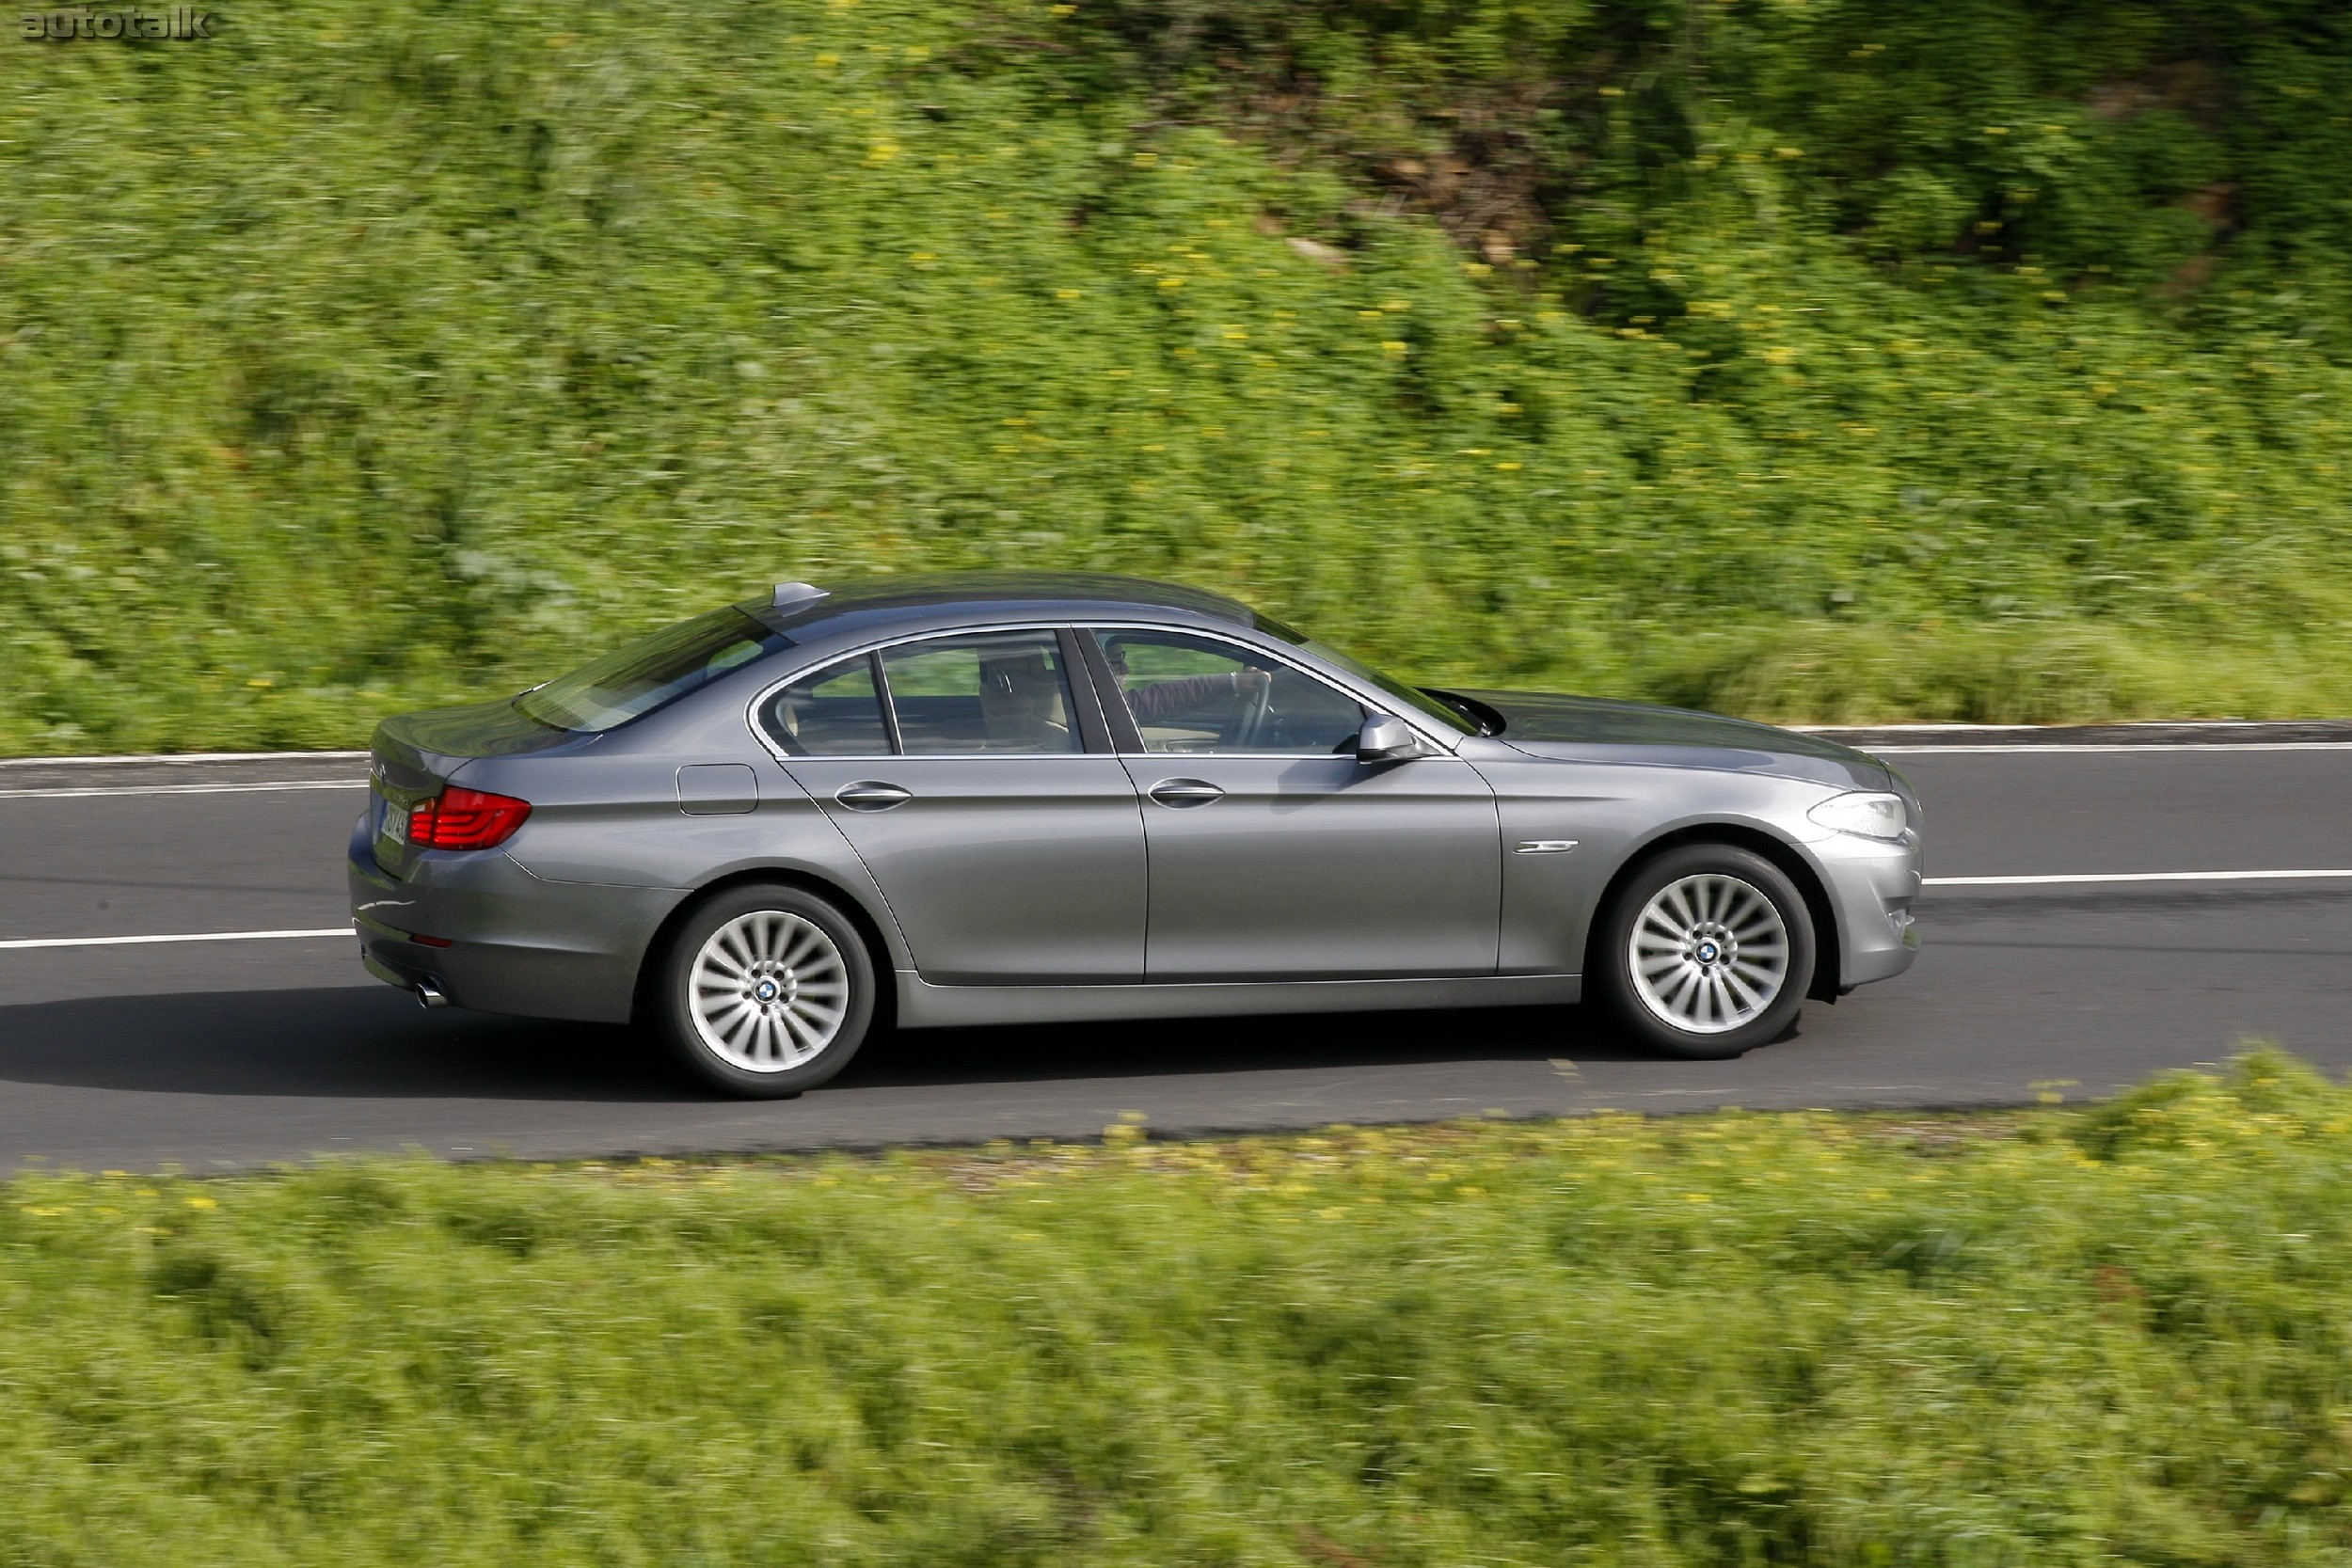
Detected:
left=655, top=883, right=877, bottom=1098
left=1593, top=845, right=1815, bottom=1060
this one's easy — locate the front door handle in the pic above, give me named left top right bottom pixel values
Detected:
left=834, top=781, right=913, bottom=812
left=1147, top=778, right=1225, bottom=808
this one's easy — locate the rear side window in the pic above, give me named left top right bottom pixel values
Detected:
left=516, top=609, right=791, bottom=734
left=880, top=632, right=1081, bottom=754
left=761, top=657, right=892, bottom=756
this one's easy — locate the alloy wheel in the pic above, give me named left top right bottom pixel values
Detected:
left=688, top=911, right=851, bottom=1070
left=1627, top=873, right=1791, bottom=1035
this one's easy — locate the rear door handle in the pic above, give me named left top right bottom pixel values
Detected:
left=834, top=781, right=913, bottom=812
left=1147, top=779, right=1225, bottom=808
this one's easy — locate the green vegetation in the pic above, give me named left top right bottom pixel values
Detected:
left=2, top=1052, right=2351, bottom=1560
left=7, top=1, right=2352, bottom=752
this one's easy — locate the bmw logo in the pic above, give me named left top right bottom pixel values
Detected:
left=754, top=979, right=779, bottom=1003
left=1694, top=942, right=1721, bottom=964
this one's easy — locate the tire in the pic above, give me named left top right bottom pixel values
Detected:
left=1592, top=844, right=1816, bottom=1061
left=654, top=883, right=878, bottom=1099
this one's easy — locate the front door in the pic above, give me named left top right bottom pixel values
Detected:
left=1086, top=626, right=1502, bottom=981
left=766, top=631, right=1146, bottom=985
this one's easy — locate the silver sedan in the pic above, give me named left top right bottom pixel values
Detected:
left=350, top=574, right=1921, bottom=1097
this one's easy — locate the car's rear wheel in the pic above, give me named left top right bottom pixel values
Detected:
left=1593, top=844, right=1814, bottom=1060
left=656, top=883, right=876, bottom=1098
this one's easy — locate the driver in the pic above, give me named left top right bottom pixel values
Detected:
left=1102, top=641, right=1272, bottom=723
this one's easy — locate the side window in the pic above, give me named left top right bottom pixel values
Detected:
left=1093, top=629, right=1365, bottom=754
left=881, top=631, right=1082, bottom=755
left=760, top=656, right=893, bottom=756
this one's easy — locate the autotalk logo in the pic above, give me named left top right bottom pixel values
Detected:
left=20, top=7, right=219, bottom=39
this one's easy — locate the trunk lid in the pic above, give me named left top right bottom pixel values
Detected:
left=366, top=698, right=572, bottom=879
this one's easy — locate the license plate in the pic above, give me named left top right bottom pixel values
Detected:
left=381, top=804, right=408, bottom=847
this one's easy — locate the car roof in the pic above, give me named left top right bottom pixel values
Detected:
left=745, top=572, right=1263, bottom=641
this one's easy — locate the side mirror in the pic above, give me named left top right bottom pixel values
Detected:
left=1356, top=714, right=1427, bottom=764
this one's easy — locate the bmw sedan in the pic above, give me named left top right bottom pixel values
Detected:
left=351, top=574, right=1921, bottom=1097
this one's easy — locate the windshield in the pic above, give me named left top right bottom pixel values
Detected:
left=1258, top=618, right=1481, bottom=736
left=514, top=608, right=793, bottom=733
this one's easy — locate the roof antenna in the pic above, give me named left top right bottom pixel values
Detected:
left=771, top=580, right=828, bottom=610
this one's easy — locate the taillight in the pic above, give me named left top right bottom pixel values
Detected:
left=408, top=785, right=532, bottom=850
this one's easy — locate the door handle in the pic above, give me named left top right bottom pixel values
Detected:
left=834, top=781, right=913, bottom=812
left=1147, top=779, right=1225, bottom=808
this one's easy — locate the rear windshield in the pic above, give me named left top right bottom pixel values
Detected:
left=514, top=608, right=792, bottom=734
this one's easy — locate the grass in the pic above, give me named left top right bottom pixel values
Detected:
left=2, top=1048, right=2350, bottom=1562
left=7, top=1, right=2352, bottom=752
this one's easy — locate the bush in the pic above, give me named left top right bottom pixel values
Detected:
left=5, top=1051, right=2352, bottom=1560
left=7, top=1, right=2352, bottom=752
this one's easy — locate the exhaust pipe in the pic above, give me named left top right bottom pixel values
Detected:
left=416, top=979, right=451, bottom=1010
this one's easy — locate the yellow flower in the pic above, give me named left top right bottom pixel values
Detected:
left=186, top=1195, right=217, bottom=1210
left=1381, top=340, right=1407, bottom=355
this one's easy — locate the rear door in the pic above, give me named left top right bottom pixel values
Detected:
left=1082, top=626, right=1502, bottom=981
left=766, top=629, right=1147, bottom=985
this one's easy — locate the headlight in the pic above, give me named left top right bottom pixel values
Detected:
left=1807, top=791, right=1909, bottom=841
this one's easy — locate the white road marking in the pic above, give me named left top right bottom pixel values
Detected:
left=1927, top=869, right=2352, bottom=887
left=0, top=780, right=367, bottom=800
left=1873, top=742, right=2352, bottom=754
left=0, top=927, right=355, bottom=952
left=1799, top=721, right=2341, bottom=735
left=0, top=750, right=369, bottom=768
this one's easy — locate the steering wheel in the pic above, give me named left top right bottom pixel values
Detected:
left=1230, top=671, right=1276, bottom=749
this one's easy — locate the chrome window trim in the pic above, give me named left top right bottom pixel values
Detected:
left=743, top=618, right=1465, bottom=766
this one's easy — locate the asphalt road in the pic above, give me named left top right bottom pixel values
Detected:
left=2, top=733, right=2349, bottom=1170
